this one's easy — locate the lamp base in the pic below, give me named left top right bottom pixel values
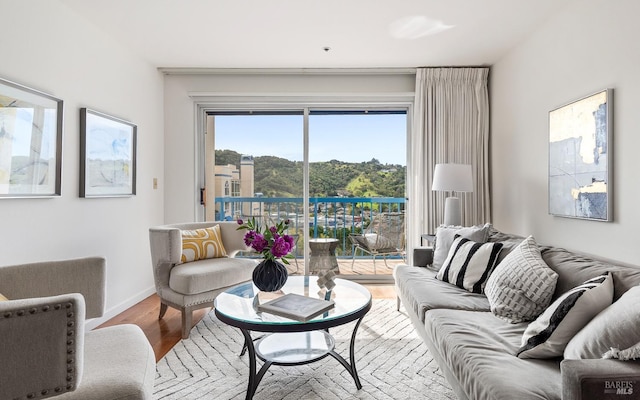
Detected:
left=443, top=197, right=462, bottom=226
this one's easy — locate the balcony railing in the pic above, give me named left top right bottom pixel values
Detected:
left=214, top=196, right=406, bottom=259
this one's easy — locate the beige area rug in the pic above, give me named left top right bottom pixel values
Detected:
left=154, top=299, right=455, bottom=399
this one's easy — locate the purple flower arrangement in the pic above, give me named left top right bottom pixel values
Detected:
left=236, top=217, right=295, bottom=264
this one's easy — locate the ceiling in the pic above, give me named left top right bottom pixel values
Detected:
left=60, top=0, right=569, bottom=69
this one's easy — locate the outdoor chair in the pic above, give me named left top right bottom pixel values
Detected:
left=349, top=212, right=406, bottom=273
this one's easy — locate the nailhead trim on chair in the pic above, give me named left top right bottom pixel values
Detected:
left=3, top=301, right=77, bottom=399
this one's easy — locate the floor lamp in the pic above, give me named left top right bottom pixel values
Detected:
left=432, top=163, right=473, bottom=226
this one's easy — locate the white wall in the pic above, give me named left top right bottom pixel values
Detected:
left=491, top=0, right=640, bottom=264
left=163, top=72, right=415, bottom=224
left=0, top=1, right=165, bottom=326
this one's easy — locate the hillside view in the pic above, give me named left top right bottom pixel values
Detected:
left=215, top=149, right=405, bottom=198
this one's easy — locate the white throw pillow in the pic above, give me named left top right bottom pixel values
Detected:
left=518, top=272, right=613, bottom=359
left=436, top=236, right=503, bottom=293
left=565, top=285, right=640, bottom=360
left=363, top=233, right=396, bottom=251
left=485, top=235, right=558, bottom=323
left=433, top=223, right=491, bottom=270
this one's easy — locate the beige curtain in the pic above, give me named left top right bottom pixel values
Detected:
left=409, top=67, right=491, bottom=242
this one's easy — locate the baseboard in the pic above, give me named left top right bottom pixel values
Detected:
left=85, top=286, right=156, bottom=330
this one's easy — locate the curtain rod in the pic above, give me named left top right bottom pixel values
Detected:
left=159, top=67, right=417, bottom=76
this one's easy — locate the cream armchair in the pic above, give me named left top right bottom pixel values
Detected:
left=149, top=221, right=257, bottom=339
left=0, top=257, right=155, bottom=400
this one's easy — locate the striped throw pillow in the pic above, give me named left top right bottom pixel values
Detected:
left=517, top=272, right=614, bottom=359
left=436, top=235, right=503, bottom=294
left=180, top=224, right=227, bottom=263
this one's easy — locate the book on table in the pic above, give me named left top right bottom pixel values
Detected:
left=257, top=293, right=335, bottom=322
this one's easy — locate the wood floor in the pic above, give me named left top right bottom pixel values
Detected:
left=98, top=284, right=397, bottom=362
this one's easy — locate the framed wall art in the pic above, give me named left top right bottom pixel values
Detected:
left=80, top=108, right=137, bottom=197
left=548, top=88, right=613, bottom=221
left=0, top=77, right=63, bottom=198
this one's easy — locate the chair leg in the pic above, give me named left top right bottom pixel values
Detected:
left=372, top=254, right=376, bottom=274
left=158, top=302, right=168, bottom=319
left=181, top=308, right=193, bottom=340
left=351, top=248, right=357, bottom=271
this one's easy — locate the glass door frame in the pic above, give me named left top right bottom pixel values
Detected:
left=194, top=95, right=414, bottom=283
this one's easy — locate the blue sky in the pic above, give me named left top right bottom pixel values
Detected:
left=214, top=113, right=407, bottom=165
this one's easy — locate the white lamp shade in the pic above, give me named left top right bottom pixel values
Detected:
left=432, top=163, right=473, bottom=192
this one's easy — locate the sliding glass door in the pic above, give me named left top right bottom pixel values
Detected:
left=203, top=107, right=407, bottom=281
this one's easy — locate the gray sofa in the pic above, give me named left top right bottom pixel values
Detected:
left=395, top=228, right=640, bottom=400
left=0, top=257, right=155, bottom=400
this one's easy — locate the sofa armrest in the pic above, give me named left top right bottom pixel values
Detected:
left=0, top=257, right=105, bottom=319
left=562, top=359, right=640, bottom=400
left=413, top=247, right=434, bottom=267
left=0, top=293, right=85, bottom=399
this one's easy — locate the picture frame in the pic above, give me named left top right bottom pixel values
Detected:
left=80, top=108, right=137, bottom=197
left=0, top=77, right=63, bottom=198
left=548, top=88, right=613, bottom=221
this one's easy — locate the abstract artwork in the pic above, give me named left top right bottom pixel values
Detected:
left=549, top=89, right=612, bottom=221
left=0, top=77, right=63, bottom=198
left=80, top=108, right=136, bottom=197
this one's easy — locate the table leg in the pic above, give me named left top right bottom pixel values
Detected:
left=327, top=316, right=365, bottom=390
left=240, top=329, right=257, bottom=400
left=240, top=333, right=262, bottom=357
left=240, top=329, right=273, bottom=400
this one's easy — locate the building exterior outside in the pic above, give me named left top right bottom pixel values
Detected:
left=214, top=155, right=261, bottom=220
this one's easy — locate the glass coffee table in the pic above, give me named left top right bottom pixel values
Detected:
left=214, top=276, right=372, bottom=400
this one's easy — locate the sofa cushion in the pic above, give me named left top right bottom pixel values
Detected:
left=424, top=309, right=562, bottom=400
left=170, top=256, right=257, bottom=295
left=436, top=236, right=503, bottom=293
left=564, top=285, right=640, bottom=360
left=0, top=293, right=7, bottom=301
left=393, top=264, right=490, bottom=323
left=485, top=235, right=558, bottom=323
left=433, top=223, right=491, bottom=270
left=180, top=224, right=227, bottom=263
left=486, top=228, right=526, bottom=264
left=541, top=247, right=640, bottom=302
left=518, top=272, right=613, bottom=359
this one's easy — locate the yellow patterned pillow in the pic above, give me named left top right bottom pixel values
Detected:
left=0, top=293, right=8, bottom=301
left=180, top=225, right=227, bottom=263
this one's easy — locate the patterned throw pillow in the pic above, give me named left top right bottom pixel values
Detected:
left=433, top=224, right=491, bottom=270
left=484, top=235, right=558, bottom=323
left=518, top=272, right=613, bottom=359
left=0, top=293, right=8, bottom=301
left=180, top=224, right=227, bottom=263
left=436, top=236, right=503, bottom=293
